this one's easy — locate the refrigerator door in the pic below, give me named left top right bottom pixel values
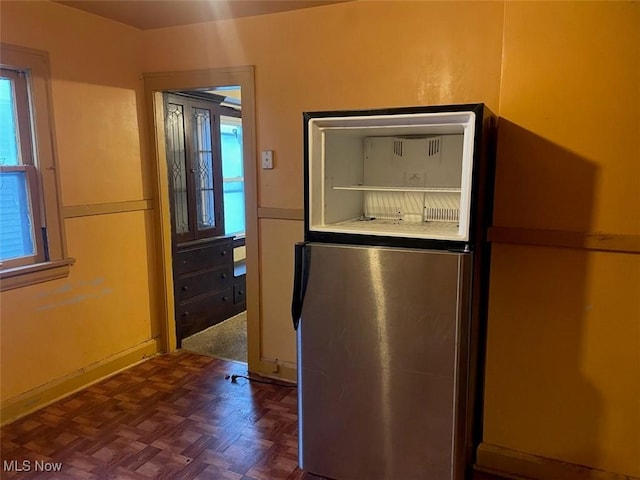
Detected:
left=297, top=243, right=472, bottom=480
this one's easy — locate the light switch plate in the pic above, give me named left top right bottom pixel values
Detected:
left=261, top=150, right=274, bottom=169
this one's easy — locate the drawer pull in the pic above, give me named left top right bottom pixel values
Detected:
left=222, top=296, right=228, bottom=302
left=221, top=273, right=228, bottom=279
left=181, top=285, right=189, bottom=291
left=182, top=311, right=189, bottom=317
left=221, top=250, right=228, bottom=256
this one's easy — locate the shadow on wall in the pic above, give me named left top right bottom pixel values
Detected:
left=493, top=118, right=599, bottom=232
left=483, top=118, right=603, bottom=469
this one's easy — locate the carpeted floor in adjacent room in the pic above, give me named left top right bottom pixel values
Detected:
left=181, top=311, right=247, bottom=363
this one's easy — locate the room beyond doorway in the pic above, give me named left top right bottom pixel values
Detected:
left=163, top=88, right=247, bottom=348
left=181, top=311, right=248, bottom=363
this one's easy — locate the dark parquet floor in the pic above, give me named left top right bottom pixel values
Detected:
left=1, top=351, right=507, bottom=480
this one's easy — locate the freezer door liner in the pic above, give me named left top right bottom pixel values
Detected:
left=307, top=107, right=482, bottom=243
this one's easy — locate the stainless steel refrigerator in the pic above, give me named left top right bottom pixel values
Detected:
left=292, top=104, right=495, bottom=480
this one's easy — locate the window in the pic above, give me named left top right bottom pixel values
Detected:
left=164, top=92, right=245, bottom=243
left=0, top=69, right=44, bottom=266
left=220, top=115, right=245, bottom=237
left=0, top=44, right=72, bottom=291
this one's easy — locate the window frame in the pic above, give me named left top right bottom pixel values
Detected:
left=0, top=43, right=73, bottom=291
left=1, top=67, right=34, bottom=166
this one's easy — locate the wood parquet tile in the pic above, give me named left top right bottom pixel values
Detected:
left=0, top=352, right=321, bottom=480
left=1, top=351, right=508, bottom=480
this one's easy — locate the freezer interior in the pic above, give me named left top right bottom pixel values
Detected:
left=308, top=111, right=477, bottom=241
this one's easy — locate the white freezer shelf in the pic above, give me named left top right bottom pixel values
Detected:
left=314, top=218, right=462, bottom=239
left=332, top=185, right=461, bottom=193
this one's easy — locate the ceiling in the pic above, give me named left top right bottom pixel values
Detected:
left=55, top=0, right=350, bottom=30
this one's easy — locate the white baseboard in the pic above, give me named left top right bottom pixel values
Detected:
left=476, top=443, right=640, bottom=480
left=1, top=338, right=161, bottom=426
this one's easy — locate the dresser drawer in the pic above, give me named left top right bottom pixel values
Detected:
left=233, top=277, right=246, bottom=305
left=174, top=239, right=232, bottom=276
left=177, top=288, right=235, bottom=339
left=176, top=266, right=232, bottom=301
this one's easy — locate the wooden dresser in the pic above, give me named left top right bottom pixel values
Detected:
left=173, top=236, right=246, bottom=345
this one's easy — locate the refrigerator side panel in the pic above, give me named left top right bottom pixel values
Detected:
left=297, top=244, right=472, bottom=480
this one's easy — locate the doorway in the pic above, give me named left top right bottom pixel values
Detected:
left=144, top=67, right=259, bottom=369
left=163, top=89, right=247, bottom=359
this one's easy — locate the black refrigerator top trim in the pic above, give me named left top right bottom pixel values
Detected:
left=303, top=102, right=485, bottom=120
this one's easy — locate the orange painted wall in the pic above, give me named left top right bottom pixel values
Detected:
left=485, top=2, right=640, bottom=476
left=493, top=1, right=639, bottom=234
left=0, top=1, right=160, bottom=406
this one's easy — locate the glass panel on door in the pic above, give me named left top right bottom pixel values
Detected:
left=165, top=102, right=190, bottom=235
left=193, top=107, right=216, bottom=230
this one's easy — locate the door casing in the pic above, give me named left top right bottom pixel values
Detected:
left=143, top=67, right=260, bottom=371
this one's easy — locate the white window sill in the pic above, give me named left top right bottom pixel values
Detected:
left=0, top=258, right=75, bottom=292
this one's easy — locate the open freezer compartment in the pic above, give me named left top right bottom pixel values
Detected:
left=306, top=106, right=482, bottom=243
